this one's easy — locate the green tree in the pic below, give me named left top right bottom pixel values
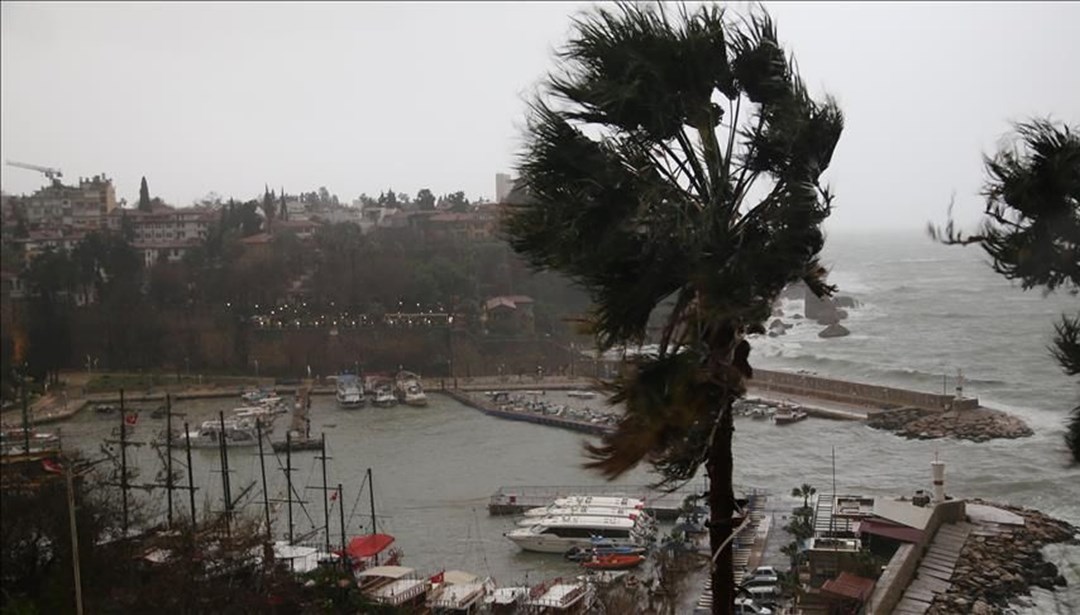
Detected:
left=791, top=483, right=816, bottom=511
left=261, top=184, right=276, bottom=224
left=501, top=4, right=843, bottom=612
left=932, top=119, right=1080, bottom=463
left=416, top=188, right=436, bottom=211
left=138, top=176, right=151, bottom=212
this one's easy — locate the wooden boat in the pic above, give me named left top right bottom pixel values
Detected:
left=580, top=553, right=645, bottom=571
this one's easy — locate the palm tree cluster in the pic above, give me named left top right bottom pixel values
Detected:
left=502, top=2, right=843, bottom=612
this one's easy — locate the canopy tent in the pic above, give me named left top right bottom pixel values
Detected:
left=346, top=533, right=395, bottom=560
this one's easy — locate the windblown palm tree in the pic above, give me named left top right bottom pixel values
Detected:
left=502, top=3, right=843, bottom=612
left=932, top=118, right=1080, bottom=463
left=791, top=483, right=816, bottom=510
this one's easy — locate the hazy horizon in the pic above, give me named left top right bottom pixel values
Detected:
left=3, top=1, right=1078, bottom=233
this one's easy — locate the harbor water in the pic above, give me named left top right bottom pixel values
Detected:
left=47, top=230, right=1080, bottom=601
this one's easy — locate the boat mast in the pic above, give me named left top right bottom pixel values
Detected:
left=218, top=411, right=232, bottom=537
left=319, top=433, right=331, bottom=553
left=337, top=483, right=347, bottom=574
left=257, top=419, right=272, bottom=540
left=165, top=394, right=173, bottom=528
left=184, top=421, right=196, bottom=526
left=286, top=431, right=294, bottom=545
left=119, top=388, right=129, bottom=535
left=367, top=467, right=376, bottom=535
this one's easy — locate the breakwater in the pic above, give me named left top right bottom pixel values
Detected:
left=751, top=368, right=979, bottom=412
left=440, top=389, right=613, bottom=436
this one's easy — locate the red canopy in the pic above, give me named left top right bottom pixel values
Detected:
left=346, top=533, right=395, bottom=559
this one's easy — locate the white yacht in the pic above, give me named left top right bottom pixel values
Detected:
left=517, top=509, right=655, bottom=528
left=522, top=504, right=643, bottom=518
left=372, top=384, right=397, bottom=408
left=402, top=380, right=428, bottom=406
left=504, top=515, right=653, bottom=553
left=552, top=495, right=645, bottom=509
left=336, top=374, right=365, bottom=409
left=180, top=418, right=260, bottom=448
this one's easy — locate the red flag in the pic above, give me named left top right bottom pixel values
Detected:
left=42, top=458, right=64, bottom=474
left=430, top=570, right=444, bottom=584
left=330, top=489, right=339, bottom=502
left=125, top=412, right=139, bottom=427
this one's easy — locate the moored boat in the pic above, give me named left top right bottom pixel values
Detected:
left=522, top=504, right=645, bottom=519
left=523, top=577, right=595, bottom=613
left=773, top=407, right=808, bottom=425
left=356, top=565, right=430, bottom=607
left=178, top=418, right=260, bottom=448
left=426, top=569, right=493, bottom=612
left=552, top=495, right=645, bottom=509
left=580, top=553, right=645, bottom=570
left=336, top=374, right=365, bottom=409
left=505, top=514, right=654, bottom=554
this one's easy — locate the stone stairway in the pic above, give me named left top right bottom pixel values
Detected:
left=893, top=522, right=973, bottom=614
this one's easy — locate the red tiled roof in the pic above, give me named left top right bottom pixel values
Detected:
left=820, top=572, right=875, bottom=603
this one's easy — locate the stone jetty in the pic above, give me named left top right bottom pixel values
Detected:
left=926, top=500, right=1076, bottom=614
left=867, top=407, right=1033, bottom=442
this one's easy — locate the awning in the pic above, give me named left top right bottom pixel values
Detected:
left=821, top=572, right=876, bottom=603
left=859, top=518, right=925, bottom=544
left=346, top=533, right=395, bottom=559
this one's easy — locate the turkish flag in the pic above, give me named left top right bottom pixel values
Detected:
left=125, top=412, right=139, bottom=427
left=330, top=489, right=339, bottom=502
left=430, top=571, right=444, bottom=584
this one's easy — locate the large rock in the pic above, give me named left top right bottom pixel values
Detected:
left=804, top=287, right=848, bottom=323
left=834, top=295, right=859, bottom=308
left=818, top=323, right=850, bottom=338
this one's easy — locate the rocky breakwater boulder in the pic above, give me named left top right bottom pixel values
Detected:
left=818, top=323, right=850, bottom=338
left=926, top=501, right=1077, bottom=615
left=866, top=406, right=1033, bottom=442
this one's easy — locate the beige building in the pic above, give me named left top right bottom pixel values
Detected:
left=17, top=175, right=117, bottom=231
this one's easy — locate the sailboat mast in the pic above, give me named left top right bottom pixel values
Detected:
left=367, top=467, right=376, bottom=535
left=219, top=411, right=232, bottom=537
left=119, top=388, right=129, bottom=534
left=320, top=433, right=330, bottom=553
left=184, top=421, right=196, bottom=525
left=286, top=431, right=294, bottom=545
left=165, top=394, right=173, bottom=528
left=338, top=483, right=347, bottom=574
left=257, top=419, right=272, bottom=540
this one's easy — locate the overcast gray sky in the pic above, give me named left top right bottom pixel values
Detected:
left=2, top=1, right=1077, bottom=232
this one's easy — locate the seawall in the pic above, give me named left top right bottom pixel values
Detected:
left=751, top=368, right=979, bottom=412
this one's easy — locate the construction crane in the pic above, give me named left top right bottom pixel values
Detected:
left=6, top=160, right=64, bottom=182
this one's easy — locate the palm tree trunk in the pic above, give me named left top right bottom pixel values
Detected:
left=707, top=401, right=736, bottom=615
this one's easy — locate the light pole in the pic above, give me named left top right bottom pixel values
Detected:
left=254, top=359, right=260, bottom=379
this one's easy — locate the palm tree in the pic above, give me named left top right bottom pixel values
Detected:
left=502, top=3, right=843, bottom=612
left=791, top=483, right=816, bottom=511
left=931, top=119, right=1080, bottom=463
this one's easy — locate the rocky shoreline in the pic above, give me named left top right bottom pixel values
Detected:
left=866, top=406, right=1034, bottom=442
left=927, top=501, right=1078, bottom=614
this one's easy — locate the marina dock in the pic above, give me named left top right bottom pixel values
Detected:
left=441, top=389, right=613, bottom=436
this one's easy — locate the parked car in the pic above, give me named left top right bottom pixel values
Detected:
left=735, top=597, right=773, bottom=615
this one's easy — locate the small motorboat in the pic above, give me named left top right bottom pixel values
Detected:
left=564, top=544, right=646, bottom=562
left=773, top=408, right=808, bottom=425
left=580, top=553, right=645, bottom=571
